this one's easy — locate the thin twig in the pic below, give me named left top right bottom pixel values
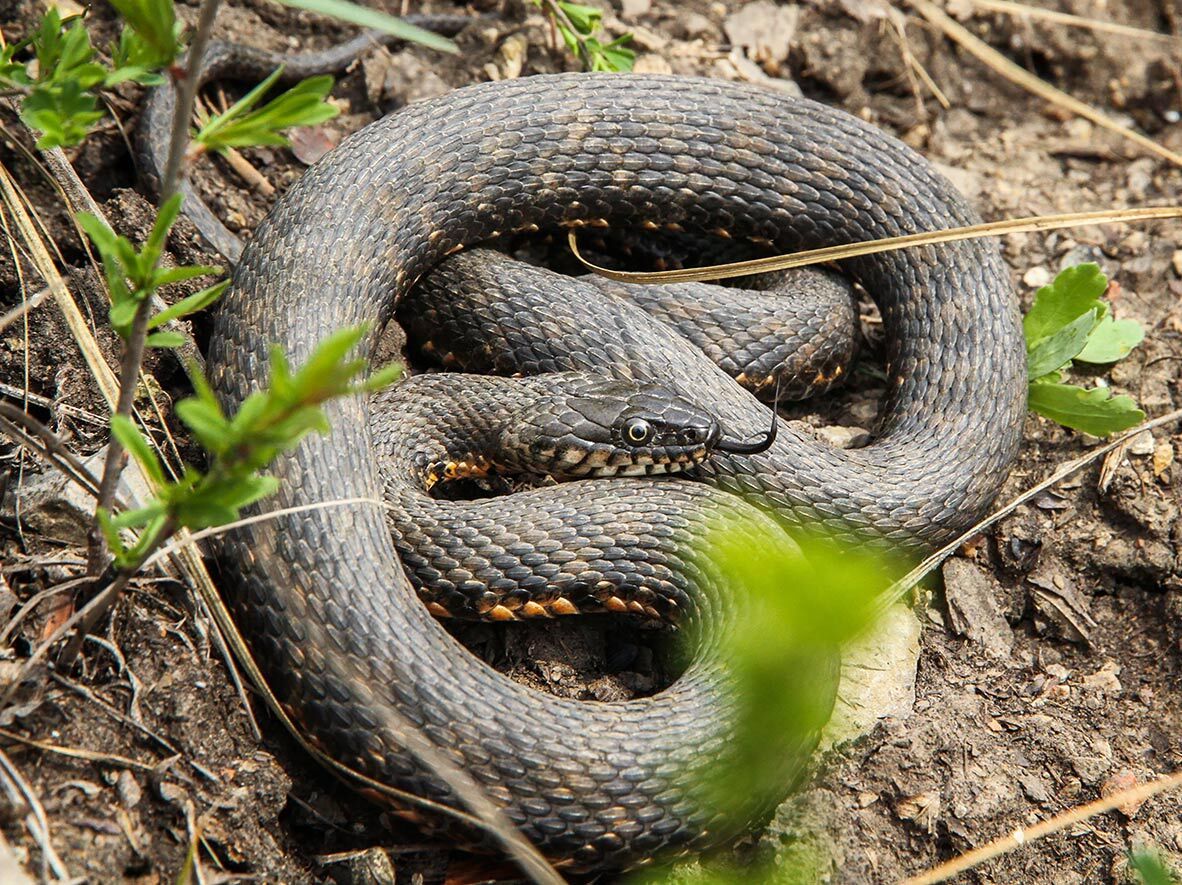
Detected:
left=0, top=744, right=70, bottom=881
left=0, top=381, right=108, bottom=427
left=0, top=285, right=53, bottom=334
left=903, top=769, right=1182, bottom=884
left=0, top=727, right=156, bottom=773
left=161, top=0, right=222, bottom=202
left=0, top=578, right=91, bottom=646
left=87, top=304, right=155, bottom=572
left=906, top=0, right=1182, bottom=167
left=36, top=144, right=204, bottom=374
left=49, top=673, right=186, bottom=762
left=870, top=406, right=1182, bottom=623
left=0, top=402, right=102, bottom=498
left=962, top=0, right=1182, bottom=46
left=570, top=205, right=1182, bottom=283
left=0, top=573, right=129, bottom=711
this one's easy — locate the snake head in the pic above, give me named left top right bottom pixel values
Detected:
left=501, top=374, right=722, bottom=479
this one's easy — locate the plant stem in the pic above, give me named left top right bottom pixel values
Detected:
left=539, top=0, right=594, bottom=69
left=86, top=0, right=222, bottom=575
left=86, top=300, right=154, bottom=573
left=161, top=0, right=222, bottom=201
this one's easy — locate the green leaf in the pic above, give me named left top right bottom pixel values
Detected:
left=176, top=395, right=231, bottom=454
left=149, top=264, right=222, bottom=289
left=149, top=279, right=228, bottom=327
left=95, top=507, right=129, bottom=558
left=1026, top=309, right=1097, bottom=379
left=290, top=325, right=366, bottom=395
left=143, top=192, right=182, bottom=268
left=558, top=1, right=603, bottom=34
left=217, top=473, right=280, bottom=510
left=145, top=330, right=185, bottom=348
left=1027, top=381, right=1145, bottom=436
left=194, top=74, right=340, bottom=152
left=103, top=0, right=183, bottom=68
left=592, top=34, right=635, bottom=72
left=1128, top=846, right=1181, bottom=885
left=108, top=296, right=140, bottom=334
left=110, top=414, right=166, bottom=485
left=272, top=0, right=458, bottom=54
left=21, top=81, right=104, bottom=148
left=109, top=501, right=168, bottom=529
left=1023, top=263, right=1108, bottom=347
left=361, top=362, right=404, bottom=393
left=107, top=25, right=172, bottom=86
left=1076, top=315, right=1145, bottom=364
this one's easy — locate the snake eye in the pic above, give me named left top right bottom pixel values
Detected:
left=623, top=417, right=654, bottom=446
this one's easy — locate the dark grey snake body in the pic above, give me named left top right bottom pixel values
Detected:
left=196, top=71, right=1025, bottom=870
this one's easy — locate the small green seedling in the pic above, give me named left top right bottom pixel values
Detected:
left=191, top=66, right=340, bottom=155
left=1024, top=263, right=1145, bottom=436
left=77, top=194, right=227, bottom=349
left=1, top=6, right=180, bottom=148
left=534, top=0, right=635, bottom=72
left=100, top=325, right=401, bottom=569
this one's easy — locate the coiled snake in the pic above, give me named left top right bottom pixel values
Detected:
left=170, top=63, right=1026, bottom=871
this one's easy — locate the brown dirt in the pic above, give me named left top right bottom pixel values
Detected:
left=2, top=0, right=1181, bottom=882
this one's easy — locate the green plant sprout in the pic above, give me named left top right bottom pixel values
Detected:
left=100, top=325, right=400, bottom=570
left=1, top=0, right=454, bottom=149
left=77, top=193, right=227, bottom=349
left=533, top=0, right=635, bottom=72
left=629, top=518, right=895, bottom=883
left=1024, top=263, right=1145, bottom=436
left=0, top=8, right=164, bottom=148
left=191, top=66, right=339, bottom=155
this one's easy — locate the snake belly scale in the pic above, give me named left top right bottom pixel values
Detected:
left=207, top=74, right=1025, bottom=870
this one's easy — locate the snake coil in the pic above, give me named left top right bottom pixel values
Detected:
left=206, top=74, right=1025, bottom=870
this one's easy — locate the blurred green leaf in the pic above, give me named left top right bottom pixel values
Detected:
left=110, top=414, right=165, bottom=486
left=558, top=1, right=602, bottom=34
left=1129, top=846, right=1181, bottom=885
left=145, top=330, right=186, bottom=348
left=273, top=0, right=458, bottom=54
left=589, top=34, right=635, bottom=73
left=682, top=518, right=893, bottom=830
left=103, top=0, right=183, bottom=69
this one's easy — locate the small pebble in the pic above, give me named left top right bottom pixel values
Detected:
left=1128, top=430, right=1155, bottom=456
left=1023, top=266, right=1052, bottom=288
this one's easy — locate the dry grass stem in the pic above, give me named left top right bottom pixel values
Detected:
left=904, top=769, right=1182, bottom=884
left=571, top=206, right=1182, bottom=283
left=0, top=745, right=70, bottom=881
left=0, top=164, right=120, bottom=408
left=0, top=285, right=53, bottom=334
left=962, top=0, right=1182, bottom=46
left=0, top=727, right=156, bottom=773
left=873, top=405, right=1182, bottom=622
left=905, top=0, right=1182, bottom=167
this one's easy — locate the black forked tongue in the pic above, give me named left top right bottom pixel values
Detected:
left=717, top=371, right=781, bottom=456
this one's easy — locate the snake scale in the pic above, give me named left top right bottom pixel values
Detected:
left=180, top=59, right=1026, bottom=871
